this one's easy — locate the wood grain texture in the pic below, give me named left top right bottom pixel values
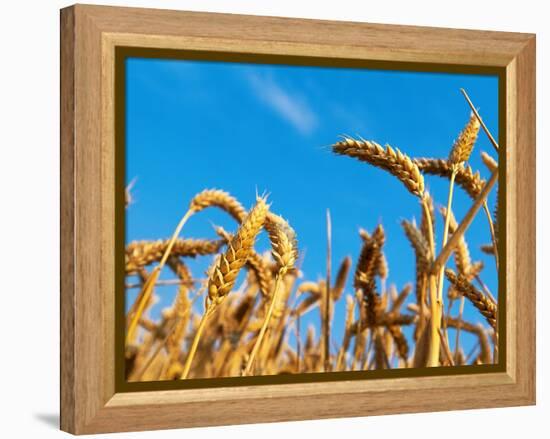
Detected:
left=60, top=6, right=75, bottom=433
left=60, top=4, right=536, bottom=434
left=511, top=36, right=536, bottom=397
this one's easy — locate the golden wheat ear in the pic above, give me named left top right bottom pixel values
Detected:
left=445, top=269, right=497, bottom=330
left=180, top=196, right=269, bottom=379
left=189, top=188, right=247, bottom=222
left=208, top=196, right=269, bottom=304
left=448, top=113, right=481, bottom=167
left=243, top=212, right=298, bottom=376
left=332, top=138, right=424, bottom=197
left=481, top=151, right=498, bottom=173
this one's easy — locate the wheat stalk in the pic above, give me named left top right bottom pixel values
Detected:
left=166, top=257, right=193, bottom=363
left=180, top=196, right=268, bottom=379
left=432, top=113, right=480, bottom=366
left=441, top=208, right=472, bottom=276
left=420, top=193, right=436, bottom=244
left=243, top=212, right=297, bottom=375
left=336, top=295, right=355, bottom=370
left=323, top=210, right=332, bottom=371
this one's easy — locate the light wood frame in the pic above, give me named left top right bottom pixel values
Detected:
left=60, top=4, right=536, bottom=434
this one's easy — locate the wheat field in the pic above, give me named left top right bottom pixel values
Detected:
left=124, top=89, right=499, bottom=382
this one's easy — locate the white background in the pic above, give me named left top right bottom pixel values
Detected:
left=0, top=0, right=546, bottom=437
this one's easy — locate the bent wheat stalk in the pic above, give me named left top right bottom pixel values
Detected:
left=430, top=114, right=479, bottom=366
left=126, top=190, right=246, bottom=344
left=243, top=213, right=297, bottom=375
left=323, top=209, right=332, bottom=371
left=180, top=196, right=268, bottom=379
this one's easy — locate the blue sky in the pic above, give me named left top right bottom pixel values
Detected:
left=125, top=57, right=499, bottom=362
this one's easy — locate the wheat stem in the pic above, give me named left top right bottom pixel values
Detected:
left=180, top=302, right=215, bottom=379
left=243, top=271, right=285, bottom=375
left=421, top=198, right=436, bottom=256
left=432, top=170, right=498, bottom=274
left=460, top=88, right=499, bottom=152
left=126, top=209, right=193, bottom=344
left=323, top=209, right=332, bottom=371
left=296, top=315, right=301, bottom=373
left=438, top=329, right=455, bottom=366
left=433, top=169, right=457, bottom=351
left=483, top=201, right=499, bottom=271
left=421, top=197, right=440, bottom=367
left=453, top=296, right=466, bottom=363
left=133, top=318, right=178, bottom=380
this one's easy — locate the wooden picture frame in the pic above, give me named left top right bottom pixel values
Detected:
left=60, top=4, right=536, bottom=434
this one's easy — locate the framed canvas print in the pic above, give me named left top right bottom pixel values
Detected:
left=60, top=4, right=536, bottom=434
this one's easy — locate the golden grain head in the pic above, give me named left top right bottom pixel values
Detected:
left=207, top=196, right=269, bottom=304
left=125, top=238, right=224, bottom=274
left=481, top=151, right=498, bottom=173
left=265, top=212, right=298, bottom=274
left=189, top=189, right=247, bottom=222
left=401, top=220, right=431, bottom=272
left=420, top=193, right=435, bottom=242
left=332, top=256, right=352, bottom=301
left=444, top=268, right=497, bottom=329
left=414, top=157, right=485, bottom=200
left=448, top=113, right=481, bottom=166
left=354, top=230, right=382, bottom=291
left=333, top=138, right=424, bottom=197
